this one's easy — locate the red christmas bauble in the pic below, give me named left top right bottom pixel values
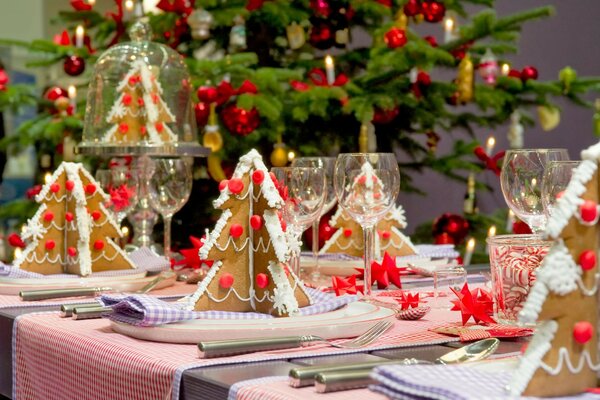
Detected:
left=195, top=102, right=210, bottom=126
left=403, top=0, right=422, bottom=16
left=573, top=321, right=594, bottom=344
left=70, top=0, right=92, bottom=11
left=221, top=104, right=260, bottom=136
left=304, top=212, right=337, bottom=249
left=433, top=213, right=469, bottom=244
left=309, top=22, right=334, bottom=49
left=63, top=55, right=85, bottom=76
left=521, top=66, right=539, bottom=81
left=579, top=250, right=596, bottom=271
left=310, top=0, right=331, bottom=18
left=508, top=69, right=522, bottom=79
left=197, top=86, right=218, bottom=103
left=44, top=86, right=68, bottom=101
left=421, top=0, right=445, bottom=22
left=372, top=107, right=400, bottom=124
left=417, top=71, right=431, bottom=86
left=435, top=232, right=454, bottom=244
left=424, top=35, right=438, bottom=47
left=384, top=28, right=407, bottom=49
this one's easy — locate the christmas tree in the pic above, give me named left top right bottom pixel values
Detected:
left=15, top=162, right=136, bottom=276
left=189, top=149, right=312, bottom=316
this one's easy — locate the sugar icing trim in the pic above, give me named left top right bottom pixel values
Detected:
left=263, top=210, right=289, bottom=263
left=35, top=163, right=67, bottom=203
left=268, top=261, right=300, bottom=316
left=199, top=209, right=232, bottom=260
left=185, top=261, right=222, bottom=310
left=581, top=141, right=600, bottom=161
left=387, top=205, right=408, bottom=228
left=67, top=163, right=93, bottom=276
left=328, top=207, right=344, bottom=228
left=21, top=203, right=48, bottom=241
left=319, top=228, right=344, bottom=254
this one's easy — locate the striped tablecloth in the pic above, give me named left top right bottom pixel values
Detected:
left=13, top=307, right=460, bottom=400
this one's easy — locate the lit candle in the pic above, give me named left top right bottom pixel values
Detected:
left=444, top=16, right=455, bottom=43
left=125, top=0, right=135, bottom=12
left=506, top=209, right=515, bottom=232
left=44, top=172, right=52, bottom=184
left=14, top=247, right=22, bottom=260
left=121, top=226, right=129, bottom=237
left=464, top=237, right=475, bottom=266
left=87, top=0, right=96, bottom=5
left=287, top=150, right=296, bottom=162
left=501, top=63, right=510, bottom=76
left=485, top=135, right=495, bottom=155
left=75, top=25, right=85, bottom=48
left=67, top=85, right=77, bottom=111
left=324, top=55, right=335, bottom=86
left=487, top=225, right=497, bottom=238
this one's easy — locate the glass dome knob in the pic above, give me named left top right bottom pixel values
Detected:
left=129, top=20, right=152, bottom=42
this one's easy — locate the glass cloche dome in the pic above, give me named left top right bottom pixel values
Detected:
left=79, top=21, right=207, bottom=156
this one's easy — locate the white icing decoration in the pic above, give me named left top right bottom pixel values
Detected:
left=35, top=163, right=67, bottom=203
left=581, top=141, right=600, bottom=161
left=263, top=210, right=289, bottom=264
left=65, top=163, right=93, bottom=276
left=268, top=261, right=299, bottom=316
left=328, top=207, right=344, bottom=228
left=21, top=203, right=48, bottom=241
left=386, top=205, right=408, bottom=228
left=185, top=261, right=222, bottom=310
left=199, top=209, right=232, bottom=260
left=319, top=228, right=344, bottom=254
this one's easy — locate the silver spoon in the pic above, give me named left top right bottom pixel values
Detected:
left=289, top=338, right=499, bottom=389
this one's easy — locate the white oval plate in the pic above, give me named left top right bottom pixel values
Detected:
left=0, top=272, right=174, bottom=296
left=0, top=270, right=147, bottom=286
left=111, top=301, right=396, bottom=344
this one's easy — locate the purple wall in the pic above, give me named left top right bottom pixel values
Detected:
left=402, top=0, right=600, bottom=232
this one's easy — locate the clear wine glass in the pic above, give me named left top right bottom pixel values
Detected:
left=271, top=167, right=326, bottom=277
left=291, top=156, right=336, bottom=282
left=147, top=158, right=193, bottom=259
left=334, top=153, right=400, bottom=299
left=95, top=166, right=139, bottom=226
left=541, top=160, right=581, bottom=217
left=500, top=149, right=569, bottom=234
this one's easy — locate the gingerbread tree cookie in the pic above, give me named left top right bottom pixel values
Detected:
left=103, top=59, right=177, bottom=144
left=187, top=149, right=312, bottom=317
left=14, top=162, right=136, bottom=276
left=509, top=143, right=600, bottom=396
left=320, top=205, right=417, bottom=258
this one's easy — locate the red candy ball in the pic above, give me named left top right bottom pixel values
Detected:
left=421, top=0, right=445, bottom=23
left=384, top=28, right=407, bottom=49
left=91, top=210, right=102, bottom=221
left=580, top=200, right=598, bottom=223
left=381, top=230, right=391, bottom=240
left=195, top=102, right=210, bottom=126
left=573, top=321, right=594, bottom=344
left=221, top=104, right=260, bottom=136
left=218, top=179, right=229, bottom=191
left=63, top=55, right=85, bottom=76
left=122, top=93, right=132, bottom=106
left=44, top=86, right=68, bottom=101
left=403, top=0, right=421, bottom=16
left=119, top=123, right=129, bottom=134
left=65, top=212, right=74, bottom=222
left=219, top=273, right=234, bottom=289
left=228, top=178, right=244, bottom=194
left=252, top=170, right=265, bottom=185
left=250, top=215, right=262, bottom=230
left=521, top=66, right=539, bottom=81
left=44, top=211, right=54, bottom=222
left=94, top=240, right=105, bottom=250
left=508, top=69, right=522, bottom=79
left=256, top=273, right=269, bottom=289
left=579, top=250, right=596, bottom=271
left=65, top=180, right=75, bottom=191
left=85, top=183, right=96, bottom=195
left=67, top=247, right=78, bottom=257
left=343, top=228, right=353, bottom=237
left=230, top=224, right=244, bottom=238
left=45, top=240, right=56, bottom=250
left=155, top=122, right=164, bottom=133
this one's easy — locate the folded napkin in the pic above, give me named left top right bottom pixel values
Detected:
left=100, top=287, right=359, bottom=326
left=302, top=244, right=459, bottom=263
left=0, top=247, right=169, bottom=279
left=370, top=364, right=600, bottom=399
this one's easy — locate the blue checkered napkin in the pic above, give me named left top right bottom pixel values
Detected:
left=100, top=287, right=358, bottom=327
left=369, top=364, right=600, bottom=399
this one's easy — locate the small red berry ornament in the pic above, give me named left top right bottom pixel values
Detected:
left=343, top=228, right=352, bottom=237
left=573, top=321, right=594, bottom=344
left=521, top=66, right=538, bottom=81
left=384, top=28, right=407, bottom=49
left=580, top=200, right=598, bottom=223
left=85, top=183, right=96, bottom=195
left=256, top=273, right=269, bottom=289
left=197, top=86, right=218, bottom=103
left=91, top=210, right=102, bottom=221
left=381, top=231, right=391, bottom=240
left=65, top=180, right=75, bottom=191
left=219, top=273, right=234, bottom=289
left=228, top=178, right=244, bottom=194
left=119, top=123, right=129, bottom=134
left=94, top=240, right=105, bottom=250
left=421, top=0, right=445, bottom=22
left=221, top=104, right=260, bottom=136
left=508, top=69, right=522, bottom=79
left=579, top=250, right=596, bottom=271
left=195, top=102, right=210, bottom=126
left=45, top=240, right=56, bottom=250
left=65, top=212, right=74, bottom=222
left=50, top=183, right=60, bottom=193
left=63, top=55, right=86, bottom=76
left=252, top=170, right=265, bottom=185
left=44, top=86, right=68, bottom=101
left=67, top=247, right=78, bottom=257
left=44, top=211, right=55, bottom=222
left=137, top=97, right=145, bottom=106
left=403, top=0, right=421, bottom=16
left=250, top=215, right=262, bottom=230
left=155, top=122, right=164, bottom=132
left=230, top=224, right=244, bottom=238
left=424, top=35, right=438, bottom=47
left=122, top=93, right=132, bottom=106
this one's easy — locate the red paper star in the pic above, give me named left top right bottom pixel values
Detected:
left=450, top=283, right=496, bottom=325
left=395, top=291, right=420, bottom=310
left=174, top=236, right=213, bottom=270
left=331, top=275, right=363, bottom=296
left=109, top=184, right=136, bottom=212
left=356, top=252, right=403, bottom=289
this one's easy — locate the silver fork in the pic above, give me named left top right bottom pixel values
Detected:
left=197, top=319, right=393, bottom=358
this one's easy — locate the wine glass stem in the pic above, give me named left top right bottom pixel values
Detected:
left=311, top=218, right=320, bottom=279
left=163, top=215, right=172, bottom=260
left=363, top=224, right=375, bottom=299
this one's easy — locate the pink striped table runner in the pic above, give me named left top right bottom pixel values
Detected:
left=0, top=281, right=196, bottom=309
left=13, top=308, right=459, bottom=400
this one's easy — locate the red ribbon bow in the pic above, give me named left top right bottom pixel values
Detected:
left=450, top=283, right=496, bottom=325
left=474, top=146, right=505, bottom=176
left=331, top=275, right=364, bottom=296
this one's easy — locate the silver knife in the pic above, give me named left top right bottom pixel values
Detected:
left=72, top=305, right=113, bottom=320
left=315, top=369, right=375, bottom=393
left=60, top=303, right=100, bottom=317
left=289, top=360, right=401, bottom=387
left=20, top=287, right=112, bottom=301
left=198, top=336, right=319, bottom=358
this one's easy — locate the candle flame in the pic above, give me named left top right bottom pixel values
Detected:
left=44, top=172, right=52, bottom=184
left=488, top=225, right=497, bottom=237
left=14, top=248, right=22, bottom=259
left=444, top=17, right=454, bottom=32
left=324, top=55, right=334, bottom=67
left=67, top=85, right=77, bottom=100
left=121, top=226, right=130, bottom=236
left=75, top=25, right=84, bottom=37
left=486, top=136, right=495, bottom=150
left=466, top=237, right=476, bottom=251
left=87, top=0, right=95, bottom=5
left=501, top=63, right=510, bottom=76
left=287, top=150, right=296, bottom=162
left=125, top=0, right=135, bottom=11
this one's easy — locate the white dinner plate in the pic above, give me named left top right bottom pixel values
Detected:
left=0, top=272, right=174, bottom=296
left=300, top=256, right=363, bottom=276
left=111, top=301, right=396, bottom=344
left=0, top=270, right=147, bottom=285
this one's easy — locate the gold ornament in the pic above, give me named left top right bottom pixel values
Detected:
left=457, top=54, right=474, bottom=104
left=286, top=23, right=305, bottom=50
left=395, top=11, right=408, bottom=30
left=594, top=99, right=600, bottom=136
left=202, top=103, right=223, bottom=152
left=358, top=123, right=368, bottom=153
left=207, top=153, right=227, bottom=182
left=270, top=143, right=288, bottom=167
left=537, top=105, right=560, bottom=131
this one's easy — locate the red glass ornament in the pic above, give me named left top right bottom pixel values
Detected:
left=512, top=220, right=532, bottom=234
left=94, top=240, right=105, bottom=250
left=44, top=86, right=68, bottom=101
left=521, top=66, right=539, bottom=81
left=252, top=170, right=265, bottom=185
left=221, top=104, right=260, bottom=136
left=372, top=107, right=400, bottom=124
left=421, top=1, right=445, bottom=23
left=44, top=211, right=54, bottom=222
left=67, top=247, right=78, bottom=257
left=403, top=0, right=421, bottom=16
left=433, top=213, right=469, bottom=244
left=424, top=35, right=438, bottom=47
left=580, top=200, right=598, bottom=223
left=65, top=180, right=75, bottom=191
left=219, top=273, right=234, bottom=289
left=228, top=178, right=245, bottom=194
left=310, top=0, right=331, bottom=18
left=508, top=69, right=522, bottom=79
left=197, top=86, right=218, bottom=103
left=50, top=183, right=60, bottom=193
left=63, top=55, right=85, bottom=76
left=309, top=22, right=334, bottom=49
left=70, top=0, right=92, bottom=11
left=384, top=28, right=407, bottom=49
left=573, top=321, right=594, bottom=344
left=417, top=71, right=431, bottom=86
left=230, top=224, right=244, bottom=238
left=256, top=273, right=269, bottom=289
left=250, top=215, right=263, bottom=230
left=65, top=212, right=74, bottom=222
left=435, top=232, right=454, bottom=244
left=45, top=240, right=56, bottom=250
left=85, top=183, right=96, bottom=195
left=579, top=250, right=596, bottom=271
left=195, top=102, right=210, bottom=126
left=343, top=228, right=353, bottom=237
